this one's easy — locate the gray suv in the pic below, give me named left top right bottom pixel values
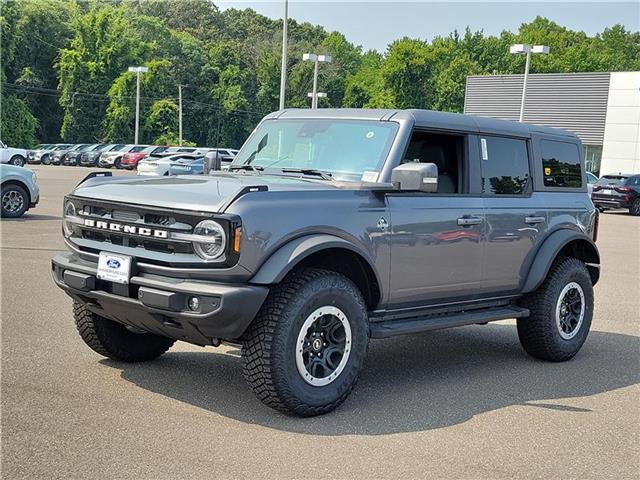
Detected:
left=52, top=109, right=600, bottom=416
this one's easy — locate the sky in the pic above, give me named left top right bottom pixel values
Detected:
left=216, top=1, right=640, bottom=52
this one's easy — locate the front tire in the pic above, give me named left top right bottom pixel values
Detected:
left=73, top=302, right=175, bottom=362
left=1, top=184, right=29, bottom=218
left=242, top=268, right=369, bottom=416
left=630, top=198, right=640, bottom=216
left=517, top=257, right=594, bottom=362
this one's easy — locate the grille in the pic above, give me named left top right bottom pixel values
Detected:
left=71, top=199, right=202, bottom=257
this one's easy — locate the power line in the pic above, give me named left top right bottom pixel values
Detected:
left=1, top=82, right=267, bottom=117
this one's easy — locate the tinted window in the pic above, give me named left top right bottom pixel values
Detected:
left=481, top=136, right=530, bottom=195
left=595, top=175, right=628, bottom=186
left=541, top=140, right=582, bottom=188
left=629, top=176, right=640, bottom=186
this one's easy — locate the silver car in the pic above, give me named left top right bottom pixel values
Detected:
left=0, top=164, right=39, bottom=217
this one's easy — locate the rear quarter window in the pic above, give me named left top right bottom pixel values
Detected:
left=541, top=140, right=582, bottom=188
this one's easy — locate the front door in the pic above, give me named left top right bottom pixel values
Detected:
left=387, top=195, right=484, bottom=308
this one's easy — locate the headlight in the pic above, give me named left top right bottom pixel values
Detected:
left=192, top=220, right=226, bottom=261
left=62, top=201, right=76, bottom=237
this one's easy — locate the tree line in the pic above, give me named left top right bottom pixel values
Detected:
left=1, top=0, right=639, bottom=148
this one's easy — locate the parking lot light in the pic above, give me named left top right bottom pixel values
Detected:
left=509, top=44, right=550, bottom=121
left=303, top=53, right=332, bottom=108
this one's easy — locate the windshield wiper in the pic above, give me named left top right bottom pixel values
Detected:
left=280, top=168, right=333, bottom=180
left=229, top=164, right=264, bottom=172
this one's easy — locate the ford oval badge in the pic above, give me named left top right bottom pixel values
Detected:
left=107, top=259, right=121, bottom=269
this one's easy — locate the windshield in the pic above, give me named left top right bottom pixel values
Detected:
left=232, top=119, right=399, bottom=181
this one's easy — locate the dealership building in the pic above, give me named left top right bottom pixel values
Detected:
left=464, top=71, right=640, bottom=175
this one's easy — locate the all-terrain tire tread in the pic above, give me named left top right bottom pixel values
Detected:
left=241, top=268, right=367, bottom=416
left=73, top=302, right=174, bottom=362
left=517, top=256, right=593, bottom=362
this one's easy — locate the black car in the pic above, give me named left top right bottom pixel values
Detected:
left=63, top=144, right=102, bottom=166
left=591, top=174, right=640, bottom=216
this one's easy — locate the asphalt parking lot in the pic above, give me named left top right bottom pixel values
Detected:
left=2, top=165, right=639, bottom=479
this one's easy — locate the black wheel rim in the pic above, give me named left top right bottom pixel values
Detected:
left=296, top=306, right=352, bottom=386
left=556, top=282, right=585, bottom=340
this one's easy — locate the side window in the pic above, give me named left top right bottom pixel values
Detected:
left=541, top=140, right=582, bottom=188
left=402, top=131, right=465, bottom=194
left=480, top=136, right=530, bottom=195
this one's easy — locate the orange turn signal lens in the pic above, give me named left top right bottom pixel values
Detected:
left=233, top=227, right=242, bottom=253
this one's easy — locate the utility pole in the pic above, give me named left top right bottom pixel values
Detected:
left=128, top=66, right=148, bottom=143
left=178, top=84, right=184, bottom=146
left=278, top=0, right=288, bottom=110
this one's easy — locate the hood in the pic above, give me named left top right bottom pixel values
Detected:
left=72, top=172, right=344, bottom=213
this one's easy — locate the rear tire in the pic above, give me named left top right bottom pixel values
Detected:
left=517, top=257, right=593, bottom=362
left=630, top=198, right=640, bottom=216
left=73, top=302, right=175, bottom=362
left=9, top=155, right=25, bottom=167
left=242, top=268, right=369, bottom=416
left=42, top=155, right=51, bottom=165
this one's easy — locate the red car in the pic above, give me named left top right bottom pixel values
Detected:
left=120, top=145, right=167, bottom=169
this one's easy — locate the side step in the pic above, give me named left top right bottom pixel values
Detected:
left=369, top=306, right=529, bottom=339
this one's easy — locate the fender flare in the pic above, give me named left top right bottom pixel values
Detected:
left=522, top=229, right=600, bottom=293
left=249, top=234, right=380, bottom=287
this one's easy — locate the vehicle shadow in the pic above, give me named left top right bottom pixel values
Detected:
left=103, top=324, right=639, bottom=436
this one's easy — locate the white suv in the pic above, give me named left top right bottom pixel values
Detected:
left=0, top=140, right=28, bottom=167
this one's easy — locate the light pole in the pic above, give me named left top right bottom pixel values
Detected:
left=307, top=92, right=327, bottom=107
left=128, top=66, right=148, bottom=143
left=278, top=0, right=288, bottom=110
left=178, top=84, right=187, bottom=146
left=303, top=53, right=332, bottom=108
left=509, top=44, right=549, bottom=122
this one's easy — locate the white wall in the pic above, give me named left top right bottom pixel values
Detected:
left=601, top=72, right=640, bottom=174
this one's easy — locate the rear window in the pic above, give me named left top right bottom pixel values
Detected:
left=130, top=146, right=146, bottom=153
left=541, top=140, right=582, bottom=188
left=480, top=136, right=530, bottom=195
left=595, top=175, right=628, bottom=186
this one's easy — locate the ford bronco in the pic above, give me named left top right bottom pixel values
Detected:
left=52, top=109, right=600, bottom=416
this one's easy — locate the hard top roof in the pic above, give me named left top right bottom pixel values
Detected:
left=268, top=108, right=577, bottom=139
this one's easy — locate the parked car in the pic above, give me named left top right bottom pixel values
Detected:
left=137, top=153, right=203, bottom=176
left=53, top=108, right=600, bottom=417
left=79, top=144, right=123, bottom=167
left=0, top=164, right=39, bottom=217
left=168, top=155, right=205, bottom=176
left=120, top=145, right=167, bottom=170
left=31, top=144, right=72, bottom=165
left=591, top=173, right=640, bottom=215
left=53, top=144, right=88, bottom=165
left=586, top=172, right=598, bottom=194
left=98, top=144, right=145, bottom=169
left=63, top=144, right=102, bottom=166
left=26, top=144, right=52, bottom=164
left=0, top=140, right=28, bottom=167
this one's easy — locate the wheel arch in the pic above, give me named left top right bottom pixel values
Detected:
left=522, top=229, right=600, bottom=293
left=249, top=234, right=382, bottom=310
left=1, top=179, right=31, bottom=204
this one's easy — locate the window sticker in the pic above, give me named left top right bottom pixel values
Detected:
left=366, top=131, right=375, bottom=139
left=544, top=167, right=552, bottom=176
left=481, top=138, right=488, bottom=160
left=361, top=171, right=379, bottom=182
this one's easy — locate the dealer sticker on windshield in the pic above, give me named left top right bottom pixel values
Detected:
left=361, top=171, right=379, bottom=182
left=97, top=252, right=132, bottom=285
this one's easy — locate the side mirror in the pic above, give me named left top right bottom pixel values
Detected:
left=204, top=150, right=221, bottom=174
left=391, top=162, right=438, bottom=193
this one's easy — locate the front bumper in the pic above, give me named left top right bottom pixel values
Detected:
left=52, top=252, right=269, bottom=345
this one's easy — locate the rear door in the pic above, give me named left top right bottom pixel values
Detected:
left=480, top=135, right=547, bottom=295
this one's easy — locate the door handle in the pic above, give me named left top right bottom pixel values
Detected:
left=524, top=216, right=545, bottom=225
left=457, top=216, right=482, bottom=226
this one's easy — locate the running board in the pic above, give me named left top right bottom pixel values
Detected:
left=369, top=306, right=529, bottom=339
